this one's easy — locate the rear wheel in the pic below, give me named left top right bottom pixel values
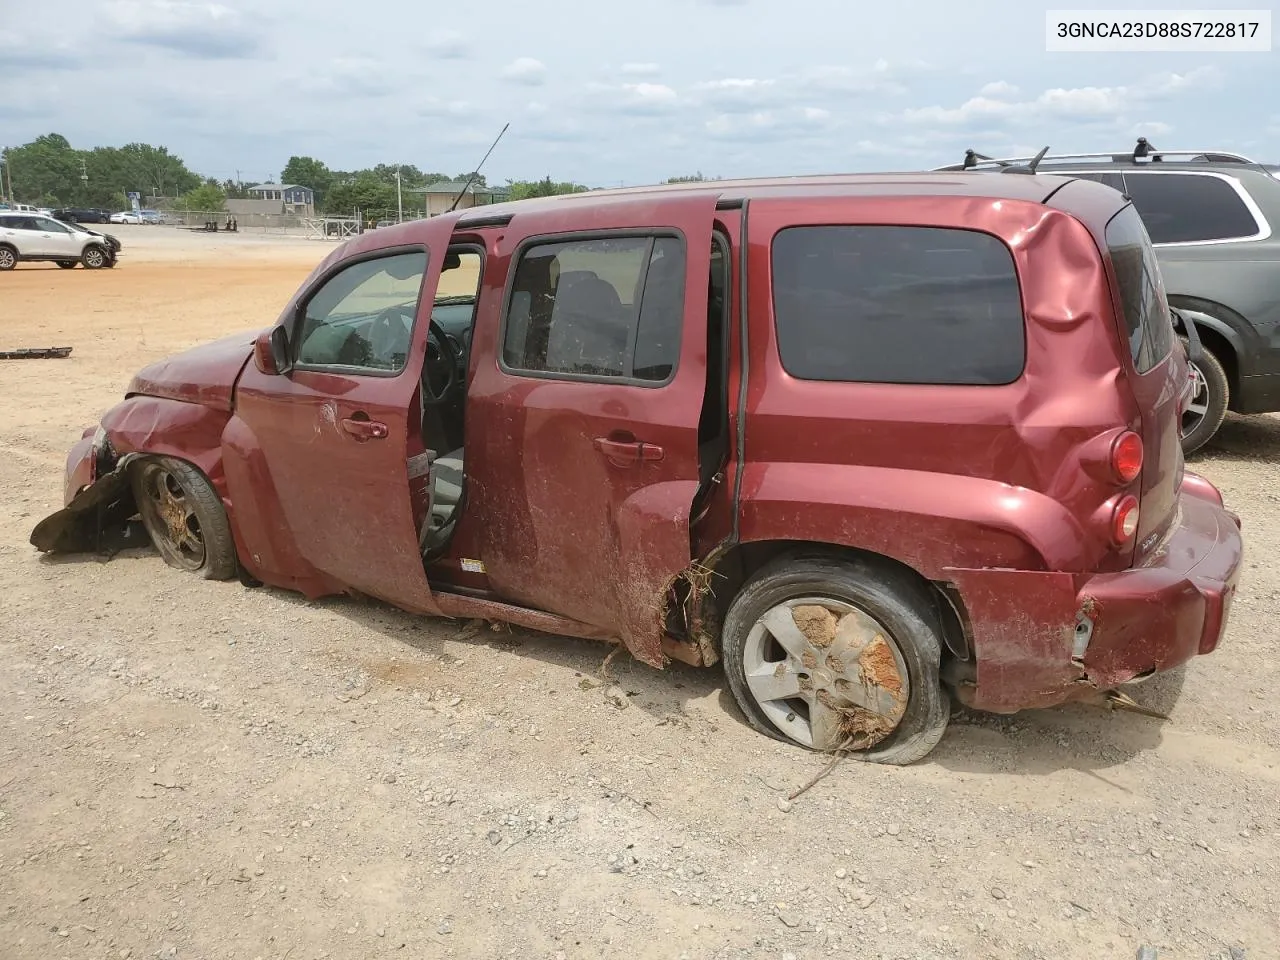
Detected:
left=721, top=555, right=950, bottom=765
left=1179, top=334, right=1229, bottom=455
left=0, top=246, right=16, bottom=270
left=130, top=457, right=237, bottom=580
left=81, top=245, right=108, bottom=269
left=57, top=260, right=77, bottom=269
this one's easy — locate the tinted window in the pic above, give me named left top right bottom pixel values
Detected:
left=770, top=225, right=1025, bottom=385
left=502, top=236, right=684, bottom=382
left=1064, top=171, right=1125, bottom=191
left=1121, top=173, right=1260, bottom=243
left=295, top=251, right=427, bottom=372
left=1105, top=204, right=1175, bottom=373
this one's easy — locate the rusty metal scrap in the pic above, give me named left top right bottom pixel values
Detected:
left=0, top=346, right=73, bottom=359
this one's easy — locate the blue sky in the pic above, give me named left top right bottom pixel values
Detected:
left=2, top=0, right=1276, bottom=186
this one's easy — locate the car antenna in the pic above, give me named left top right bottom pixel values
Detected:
left=448, top=122, right=510, bottom=213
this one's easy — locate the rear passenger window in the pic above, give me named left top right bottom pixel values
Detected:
left=502, top=235, right=684, bottom=383
left=1105, top=204, right=1176, bottom=373
left=770, top=226, right=1025, bottom=385
left=1121, top=173, right=1260, bottom=243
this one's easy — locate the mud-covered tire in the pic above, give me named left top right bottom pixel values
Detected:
left=721, top=554, right=950, bottom=766
left=130, top=456, right=237, bottom=580
left=57, top=260, right=77, bottom=269
left=1179, top=334, right=1229, bottom=456
left=81, top=245, right=108, bottom=269
left=0, top=245, right=17, bottom=270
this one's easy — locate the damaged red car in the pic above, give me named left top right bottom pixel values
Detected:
left=31, top=173, right=1244, bottom=764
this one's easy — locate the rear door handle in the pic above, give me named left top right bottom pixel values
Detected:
left=341, top=417, right=388, bottom=440
left=593, top=436, right=664, bottom=463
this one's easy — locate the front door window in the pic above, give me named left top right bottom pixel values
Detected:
left=295, top=251, right=428, bottom=373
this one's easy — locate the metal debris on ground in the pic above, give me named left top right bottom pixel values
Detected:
left=0, top=346, right=73, bottom=360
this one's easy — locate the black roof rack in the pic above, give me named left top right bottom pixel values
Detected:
left=935, top=137, right=1257, bottom=172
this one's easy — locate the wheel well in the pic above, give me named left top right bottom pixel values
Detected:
left=698, top=539, right=972, bottom=663
left=1170, top=300, right=1242, bottom=409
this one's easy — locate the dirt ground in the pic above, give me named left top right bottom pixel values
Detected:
left=1, top=225, right=1278, bottom=960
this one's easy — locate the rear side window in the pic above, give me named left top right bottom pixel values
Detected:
left=770, top=225, right=1025, bottom=385
left=1121, top=172, right=1260, bottom=243
left=1105, top=204, right=1176, bottom=373
left=502, top=235, right=684, bottom=383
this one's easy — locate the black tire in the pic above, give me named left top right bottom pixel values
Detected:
left=1179, top=334, right=1229, bottom=456
left=57, top=260, right=77, bottom=269
left=0, top=245, right=16, bottom=271
left=721, top=554, right=950, bottom=765
left=81, top=245, right=108, bottom=269
left=130, top=457, right=237, bottom=580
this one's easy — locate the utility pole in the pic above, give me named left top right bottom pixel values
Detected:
left=394, top=170, right=403, bottom=223
left=2, top=148, right=13, bottom=203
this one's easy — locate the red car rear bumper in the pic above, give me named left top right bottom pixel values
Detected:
left=949, top=471, right=1243, bottom=713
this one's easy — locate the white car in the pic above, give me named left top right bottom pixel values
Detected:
left=109, top=211, right=142, bottom=224
left=0, top=211, right=121, bottom=270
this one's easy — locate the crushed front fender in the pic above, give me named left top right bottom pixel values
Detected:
left=29, top=453, right=150, bottom=556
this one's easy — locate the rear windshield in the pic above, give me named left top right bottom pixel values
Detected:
left=770, top=225, right=1025, bottom=385
left=1105, top=204, right=1175, bottom=374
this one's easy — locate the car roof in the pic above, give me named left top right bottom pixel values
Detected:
left=456, top=171, right=1099, bottom=227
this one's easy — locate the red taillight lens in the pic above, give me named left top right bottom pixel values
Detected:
left=1110, top=431, right=1143, bottom=483
left=1111, top=495, right=1140, bottom=544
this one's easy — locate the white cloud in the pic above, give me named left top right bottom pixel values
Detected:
left=978, top=81, right=1019, bottom=99
left=103, top=0, right=263, bottom=58
left=501, top=57, right=547, bottom=85
left=424, top=30, right=469, bottom=59
left=291, top=58, right=401, bottom=98
left=1130, top=121, right=1173, bottom=138
left=705, top=106, right=836, bottom=141
left=621, top=62, right=660, bottom=76
left=903, top=67, right=1222, bottom=130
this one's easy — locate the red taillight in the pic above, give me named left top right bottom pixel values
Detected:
left=1111, top=495, right=1140, bottom=544
left=1110, top=431, right=1143, bottom=484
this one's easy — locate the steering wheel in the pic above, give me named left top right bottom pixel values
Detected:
left=368, top=304, right=414, bottom=368
left=421, top=318, right=459, bottom=406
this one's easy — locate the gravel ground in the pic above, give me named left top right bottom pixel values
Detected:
left=1, top=231, right=1277, bottom=960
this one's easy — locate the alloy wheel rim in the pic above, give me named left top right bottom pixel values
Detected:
left=140, top=467, right=206, bottom=569
left=742, top=596, right=910, bottom=751
left=1182, top=361, right=1209, bottom=436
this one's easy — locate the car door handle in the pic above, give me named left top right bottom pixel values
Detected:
left=340, top=417, right=388, bottom=440
left=593, top=436, right=664, bottom=463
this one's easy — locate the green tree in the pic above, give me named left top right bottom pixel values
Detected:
left=281, top=155, right=333, bottom=202
left=323, top=172, right=397, bottom=216
left=507, top=176, right=589, bottom=201
left=173, top=182, right=227, bottom=212
left=665, top=172, right=707, bottom=183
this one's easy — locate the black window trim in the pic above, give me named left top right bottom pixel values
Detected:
left=290, top=243, right=431, bottom=379
left=768, top=223, right=1028, bottom=388
left=496, top=226, right=689, bottom=389
left=1119, top=169, right=1271, bottom=246
left=1103, top=202, right=1175, bottom=375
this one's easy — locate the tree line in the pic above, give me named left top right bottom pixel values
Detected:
left=0, top=134, right=601, bottom=216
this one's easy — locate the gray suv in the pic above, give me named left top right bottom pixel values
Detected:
left=935, top=139, right=1280, bottom=454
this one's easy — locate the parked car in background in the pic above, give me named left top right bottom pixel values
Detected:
left=31, top=173, right=1242, bottom=765
left=0, top=210, right=121, bottom=269
left=109, top=211, right=142, bottom=224
left=936, top=139, right=1280, bottom=454
left=139, top=209, right=165, bottom=224
left=51, top=207, right=113, bottom=224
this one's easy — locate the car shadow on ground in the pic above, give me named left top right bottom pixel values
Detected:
left=1188, top=412, right=1280, bottom=465
left=254, top=585, right=727, bottom=724
left=927, top=666, right=1189, bottom=781
left=33, top=549, right=1193, bottom=775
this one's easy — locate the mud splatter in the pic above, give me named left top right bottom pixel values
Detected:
left=859, top=635, right=903, bottom=698
left=792, top=605, right=837, bottom=648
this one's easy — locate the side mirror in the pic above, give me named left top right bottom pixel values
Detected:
left=254, top=327, right=293, bottom=375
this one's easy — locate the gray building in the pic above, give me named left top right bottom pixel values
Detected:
left=246, top=182, right=315, bottom=213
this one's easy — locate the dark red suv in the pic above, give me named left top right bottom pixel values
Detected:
left=31, top=173, right=1244, bottom=764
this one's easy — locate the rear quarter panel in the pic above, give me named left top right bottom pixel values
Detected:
left=738, top=194, right=1141, bottom=576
